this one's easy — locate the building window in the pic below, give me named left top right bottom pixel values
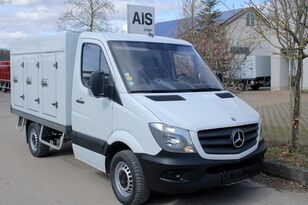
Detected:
left=231, top=46, right=250, bottom=54
left=246, top=13, right=255, bottom=26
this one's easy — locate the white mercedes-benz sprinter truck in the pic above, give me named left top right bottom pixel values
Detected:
left=11, top=32, right=266, bottom=205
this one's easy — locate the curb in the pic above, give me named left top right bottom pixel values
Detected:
left=263, top=160, right=308, bottom=186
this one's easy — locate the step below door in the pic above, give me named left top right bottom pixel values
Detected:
left=26, top=55, right=39, bottom=112
left=42, top=53, right=57, bottom=118
left=12, top=55, right=25, bottom=108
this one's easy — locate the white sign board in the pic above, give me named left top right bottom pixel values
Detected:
left=127, top=4, right=155, bottom=35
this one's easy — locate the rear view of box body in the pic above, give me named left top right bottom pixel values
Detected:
left=10, top=33, right=79, bottom=132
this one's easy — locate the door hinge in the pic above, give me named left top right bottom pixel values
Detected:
left=52, top=101, right=58, bottom=109
left=21, top=62, right=24, bottom=68
left=36, top=62, right=40, bottom=68
left=53, top=62, right=58, bottom=69
left=34, top=98, right=40, bottom=104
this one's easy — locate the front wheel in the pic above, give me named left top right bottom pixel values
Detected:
left=110, top=150, right=150, bottom=205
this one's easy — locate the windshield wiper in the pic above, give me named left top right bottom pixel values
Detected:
left=190, top=88, right=222, bottom=92
left=131, top=90, right=178, bottom=93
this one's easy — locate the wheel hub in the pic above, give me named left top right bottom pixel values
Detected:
left=30, top=130, right=39, bottom=152
left=115, top=161, right=133, bottom=197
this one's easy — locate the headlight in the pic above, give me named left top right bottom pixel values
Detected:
left=149, top=123, right=196, bottom=153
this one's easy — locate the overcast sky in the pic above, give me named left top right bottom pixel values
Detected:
left=0, top=0, right=253, bottom=49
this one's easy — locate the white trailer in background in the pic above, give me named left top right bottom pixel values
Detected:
left=10, top=32, right=266, bottom=205
left=236, top=55, right=271, bottom=90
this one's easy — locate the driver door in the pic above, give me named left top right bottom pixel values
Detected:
left=72, top=39, right=113, bottom=172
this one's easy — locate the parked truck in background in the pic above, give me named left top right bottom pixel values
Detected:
left=10, top=32, right=266, bottom=205
left=0, top=61, right=10, bottom=92
left=235, top=56, right=271, bottom=90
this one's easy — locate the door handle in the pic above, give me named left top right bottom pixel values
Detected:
left=76, top=98, right=85, bottom=104
left=41, top=79, right=48, bottom=87
left=26, top=77, right=32, bottom=85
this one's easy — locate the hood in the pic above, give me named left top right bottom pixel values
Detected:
left=132, top=92, right=260, bottom=132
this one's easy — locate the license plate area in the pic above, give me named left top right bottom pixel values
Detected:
left=221, top=163, right=261, bottom=185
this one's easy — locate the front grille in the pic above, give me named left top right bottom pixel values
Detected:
left=197, top=124, right=259, bottom=154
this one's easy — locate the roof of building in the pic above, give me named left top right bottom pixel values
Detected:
left=155, top=8, right=245, bottom=37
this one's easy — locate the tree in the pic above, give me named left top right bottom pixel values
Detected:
left=194, top=0, right=230, bottom=73
left=178, top=0, right=202, bottom=44
left=58, top=0, right=114, bottom=32
left=179, top=1, right=258, bottom=88
left=198, top=0, right=221, bottom=28
left=250, top=0, right=308, bottom=152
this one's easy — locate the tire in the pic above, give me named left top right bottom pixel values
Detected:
left=110, top=150, right=150, bottom=205
left=251, top=85, right=260, bottom=90
left=27, top=123, right=49, bottom=157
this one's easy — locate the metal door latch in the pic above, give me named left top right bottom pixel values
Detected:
left=53, top=62, right=58, bottom=69
left=34, top=98, right=40, bottom=104
left=13, top=76, right=18, bottom=83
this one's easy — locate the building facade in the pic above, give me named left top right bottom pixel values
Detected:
left=155, top=8, right=308, bottom=91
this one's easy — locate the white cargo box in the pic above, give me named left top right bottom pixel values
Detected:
left=236, top=56, right=271, bottom=80
left=10, top=33, right=79, bottom=133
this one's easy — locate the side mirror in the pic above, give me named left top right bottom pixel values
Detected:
left=89, top=71, right=109, bottom=98
left=216, top=72, right=224, bottom=83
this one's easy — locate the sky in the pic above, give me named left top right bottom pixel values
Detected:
left=0, top=0, right=256, bottom=49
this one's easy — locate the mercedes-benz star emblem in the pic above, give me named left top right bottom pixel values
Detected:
left=231, top=129, right=245, bottom=148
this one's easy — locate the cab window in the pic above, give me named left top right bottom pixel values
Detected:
left=81, top=43, right=110, bottom=87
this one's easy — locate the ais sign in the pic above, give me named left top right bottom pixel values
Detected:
left=127, top=5, right=155, bottom=35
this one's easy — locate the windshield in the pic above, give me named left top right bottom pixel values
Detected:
left=108, top=41, right=224, bottom=93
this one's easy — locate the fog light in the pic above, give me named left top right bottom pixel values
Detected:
left=162, top=170, right=183, bottom=181
left=184, top=146, right=195, bottom=153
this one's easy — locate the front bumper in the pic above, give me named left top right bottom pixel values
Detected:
left=137, top=140, right=266, bottom=193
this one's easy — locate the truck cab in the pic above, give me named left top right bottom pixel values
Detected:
left=11, top=32, right=266, bottom=205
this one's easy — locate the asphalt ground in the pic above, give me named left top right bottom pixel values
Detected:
left=0, top=92, right=307, bottom=205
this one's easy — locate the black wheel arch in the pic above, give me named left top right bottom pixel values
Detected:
left=25, top=119, right=32, bottom=144
left=105, top=141, right=131, bottom=174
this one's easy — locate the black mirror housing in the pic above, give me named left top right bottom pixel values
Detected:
left=216, top=72, right=224, bottom=83
left=89, top=72, right=109, bottom=98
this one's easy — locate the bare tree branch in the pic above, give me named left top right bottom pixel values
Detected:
left=58, top=0, right=114, bottom=32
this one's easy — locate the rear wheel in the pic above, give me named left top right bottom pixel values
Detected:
left=110, top=150, right=150, bottom=205
left=27, top=123, right=49, bottom=157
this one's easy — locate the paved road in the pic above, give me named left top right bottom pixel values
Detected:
left=0, top=92, right=307, bottom=205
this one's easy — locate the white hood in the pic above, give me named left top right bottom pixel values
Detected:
left=132, top=92, right=260, bottom=132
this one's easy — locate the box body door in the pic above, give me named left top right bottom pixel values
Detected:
left=12, top=55, right=25, bottom=108
left=42, top=53, right=57, bottom=117
left=26, top=55, right=40, bottom=112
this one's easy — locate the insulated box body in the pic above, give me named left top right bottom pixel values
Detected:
left=10, top=33, right=79, bottom=129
